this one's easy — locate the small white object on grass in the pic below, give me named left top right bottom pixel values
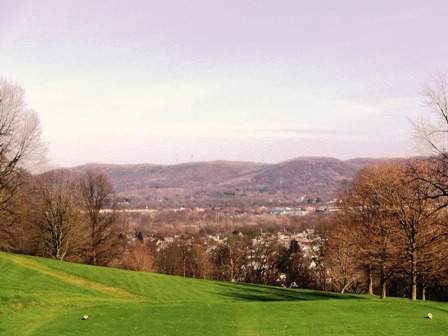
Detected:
left=427, top=313, right=433, bottom=319
left=82, top=315, right=89, bottom=320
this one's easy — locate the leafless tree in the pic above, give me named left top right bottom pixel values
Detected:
left=390, top=160, right=448, bottom=300
left=332, top=159, right=448, bottom=300
left=412, top=72, right=448, bottom=204
left=0, top=175, right=35, bottom=252
left=78, top=169, right=123, bottom=266
left=413, top=71, right=448, bottom=158
left=188, top=240, right=213, bottom=280
left=226, top=231, right=251, bottom=282
left=341, top=165, right=405, bottom=298
left=243, top=233, right=282, bottom=285
left=324, top=215, right=367, bottom=294
left=33, top=170, right=84, bottom=261
left=154, top=239, right=186, bottom=276
left=351, top=161, right=446, bottom=300
left=0, top=79, right=47, bottom=249
left=117, top=242, right=154, bottom=272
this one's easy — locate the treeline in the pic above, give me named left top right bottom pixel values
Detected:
left=141, top=230, right=323, bottom=289
left=127, top=207, right=319, bottom=237
left=322, top=73, right=448, bottom=301
left=3, top=169, right=125, bottom=266
left=323, top=159, right=448, bottom=301
left=0, top=78, right=125, bottom=266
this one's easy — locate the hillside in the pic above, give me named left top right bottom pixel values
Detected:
left=73, top=157, right=379, bottom=208
left=1, top=252, right=447, bottom=335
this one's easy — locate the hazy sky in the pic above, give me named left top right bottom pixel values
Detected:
left=1, top=0, right=447, bottom=167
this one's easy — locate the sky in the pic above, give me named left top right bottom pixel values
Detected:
left=1, top=0, right=447, bottom=167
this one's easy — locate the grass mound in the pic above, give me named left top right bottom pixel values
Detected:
left=1, top=252, right=447, bottom=335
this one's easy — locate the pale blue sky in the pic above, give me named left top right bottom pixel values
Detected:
left=1, top=0, right=446, bottom=167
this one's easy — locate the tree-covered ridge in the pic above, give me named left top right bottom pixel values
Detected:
left=74, top=157, right=374, bottom=208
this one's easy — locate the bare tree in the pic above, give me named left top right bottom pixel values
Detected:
left=413, top=71, right=448, bottom=158
left=226, top=231, right=251, bottom=282
left=412, top=72, right=448, bottom=205
left=390, top=160, right=448, bottom=300
left=0, top=79, right=47, bottom=249
left=33, top=170, right=84, bottom=261
left=325, top=216, right=367, bottom=294
left=117, top=242, right=154, bottom=272
left=78, top=169, right=123, bottom=266
left=417, top=226, right=448, bottom=300
left=188, top=241, right=213, bottom=280
left=341, top=165, right=405, bottom=298
left=244, top=233, right=282, bottom=285
left=154, top=240, right=185, bottom=276
left=407, top=73, right=448, bottom=301
left=208, top=231, right=251, bottom=282
left=351, top=161, right=446, bottom=300
left=333, top=159, right=448, bottom=300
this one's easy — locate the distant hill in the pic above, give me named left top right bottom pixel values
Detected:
left=72, top=157, right=384, bottom=208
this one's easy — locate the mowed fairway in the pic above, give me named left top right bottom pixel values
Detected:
left=1, top=252, right=448, bottom=335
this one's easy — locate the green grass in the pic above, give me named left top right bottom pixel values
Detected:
left=1, top=252, right=448, bottom=335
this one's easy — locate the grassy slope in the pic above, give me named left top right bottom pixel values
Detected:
left=1, top=252, right=448, bottom=335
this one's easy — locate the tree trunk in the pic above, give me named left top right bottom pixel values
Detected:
left=380, top=264, right=387, bottom=299
left=183, top=254, right=186, bottom=277
left=367, top=265, right=374, bottom=295
left=229, top=252, right=235, bottom=282
left=410, top=246, right=417, bottom=301
left=91, top=222, right=97, bottom=266
left=319, top=262, right=327, bottom=291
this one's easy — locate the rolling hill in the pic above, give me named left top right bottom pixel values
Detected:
left=72, top=157, right=380, bottom=208
left=2, top=252, right=447, bottom=335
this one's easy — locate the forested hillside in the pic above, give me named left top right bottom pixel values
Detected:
left=73, top=157, right=381, bottom=208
